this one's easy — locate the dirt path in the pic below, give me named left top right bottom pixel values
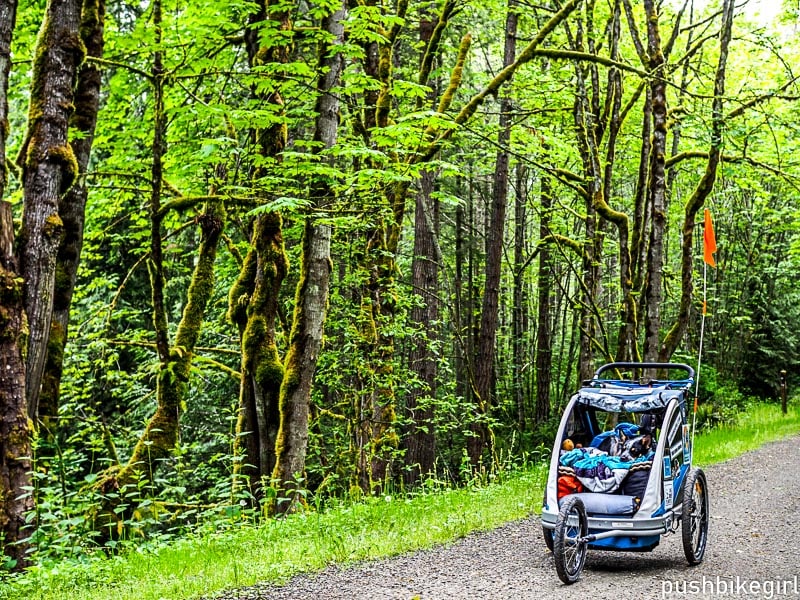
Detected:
left=219, top=435, right=800, bottom=599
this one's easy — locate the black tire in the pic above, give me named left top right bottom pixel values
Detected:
left=542, top=490, right=554, bottom=551
left=543, top=523, right=555, bottom=552
left=553, top=496, right=588, bottom=584
left=681, top=467, right=709, bottom=565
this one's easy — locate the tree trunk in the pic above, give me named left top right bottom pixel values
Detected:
left=114, top=201, right=225, bottom=490
left=660, top=0, right=734, bottom=361
left=40, top=0, right=106, bottom=424
left=231, top=0, right=292, bottom=497
left=513, top=164, right=528, bottom=430
left=631, top=86, right=652, bottom=310
left=231, top=212, right=288, bottom=493
left=535, top=168, right=553, bottom=423
left=454, top=199, right=468, bottom=406
left=351, top=0, right=413, bottom=492
left=359, top=230, right=400, bottom=491
left=470, top=0, right=517, bottom=467
left=0, top=202, right=32, bottom=569
left=579, top=207, right=600, bottom=383
left=99, top=0, right=225, bottom=502
left=0, top=0, right=17, bottom=199
left=0, top=0, right=32, bottom=568
left=17, top=0, right=83, bottom=422
left=641, top=0, right=668, bottom=362
left=405, top=168, right=439, bottom=484
left=272, top=0, right=345, bottom=512
left=404, top=6, right=441, bottom=486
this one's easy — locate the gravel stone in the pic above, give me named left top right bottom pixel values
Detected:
left=212, top=434, right=800, bottom=599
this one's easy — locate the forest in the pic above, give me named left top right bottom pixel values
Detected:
left=1, top=0, right=799, bottom=573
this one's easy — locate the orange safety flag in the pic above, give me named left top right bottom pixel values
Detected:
left=703, top=208, right=717, bottom=267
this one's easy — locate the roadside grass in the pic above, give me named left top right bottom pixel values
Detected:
left=3, top=400, right=798, bottom=600
left=692, top=400, right=800, bottom=466
left=0, top=470, right=547, bottom=600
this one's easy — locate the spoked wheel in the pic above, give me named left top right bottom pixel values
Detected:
left=553, top=496, right=588, bottom=584
left=681, top=467, right=709, bottom=565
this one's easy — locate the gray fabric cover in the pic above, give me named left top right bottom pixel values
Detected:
left=564, top=492, right=639, bottom=515
left=575, top=386, right=685, bottom=412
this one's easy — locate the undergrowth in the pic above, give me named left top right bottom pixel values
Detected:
left=2, top=400, right=798, bottom=600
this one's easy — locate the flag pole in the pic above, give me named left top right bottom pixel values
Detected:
left=691, top=260, right=707, bottom=458
left=692, top=208, right=716, bottom=462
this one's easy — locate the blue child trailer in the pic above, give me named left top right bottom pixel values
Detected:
left=541, top=362, right=709, bottom=584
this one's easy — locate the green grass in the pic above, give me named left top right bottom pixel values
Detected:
left=0, top=471, right=547, bottom=600
left=3, top=401, right=799, bottom=600
left=693, top=400, right=800, bottom=466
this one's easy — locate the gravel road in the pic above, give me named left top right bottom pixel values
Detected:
left=216, top=435, right=800, bottom=599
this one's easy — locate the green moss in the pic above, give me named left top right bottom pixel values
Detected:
left=227, top=250, right=256, bottom=330
left=254, top=46, right=269, bottom=66
left=0, top=308, right=10, bottom=340
left=281, top=347, right=301, bottom=391
left=48, top=143, right=79, bottom=193
left=0, top=270, right=25, bottom=306
left=6, top=420, right=31, bottom=455
left=46, top=320, right=65, bottom=365
left=255, top=347, right=284, bottom=388
left=63, top=30, right=88, bottom=65
left=28, top=12, right=50, bottom=121
left=43, top=213, right=64, bottom=241
left=378, top=51, right=391, bottom=82
left=79, top=0, right=102, bottom=40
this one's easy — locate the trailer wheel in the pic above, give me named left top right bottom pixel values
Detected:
left=542, top=490, right=554, bottom=551
left=553, top=496, right=588, bottom=584
left=681, top=467, right=709, bottom=565
left=543, top=524, right=554, bottom=552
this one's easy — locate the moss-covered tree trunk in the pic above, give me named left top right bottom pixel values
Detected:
left=351, top=0, right=408, bottom=493
left=271, top=218, right=331, bottom=509
left=17, top=0, right=84, bottom=423
left=0, top=202, right=33, bottom=569
left=113, top=200, right=225, bottom=489
left=231, top=212, right=288, bottom=494
left=101, top=0, right=225, bottom=497
left=631, top=87, right=652, bottom=308
left=271, top=0, right=344, bottom=512
left=660, top=0, right=733, bottom=361
left=354, top=231, right=399, bottom=492
left=0, top=0, right=32, bottom=569
left=230, top=0, right=292, bottom=497
left=40, top=0, right=106, bottom=425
